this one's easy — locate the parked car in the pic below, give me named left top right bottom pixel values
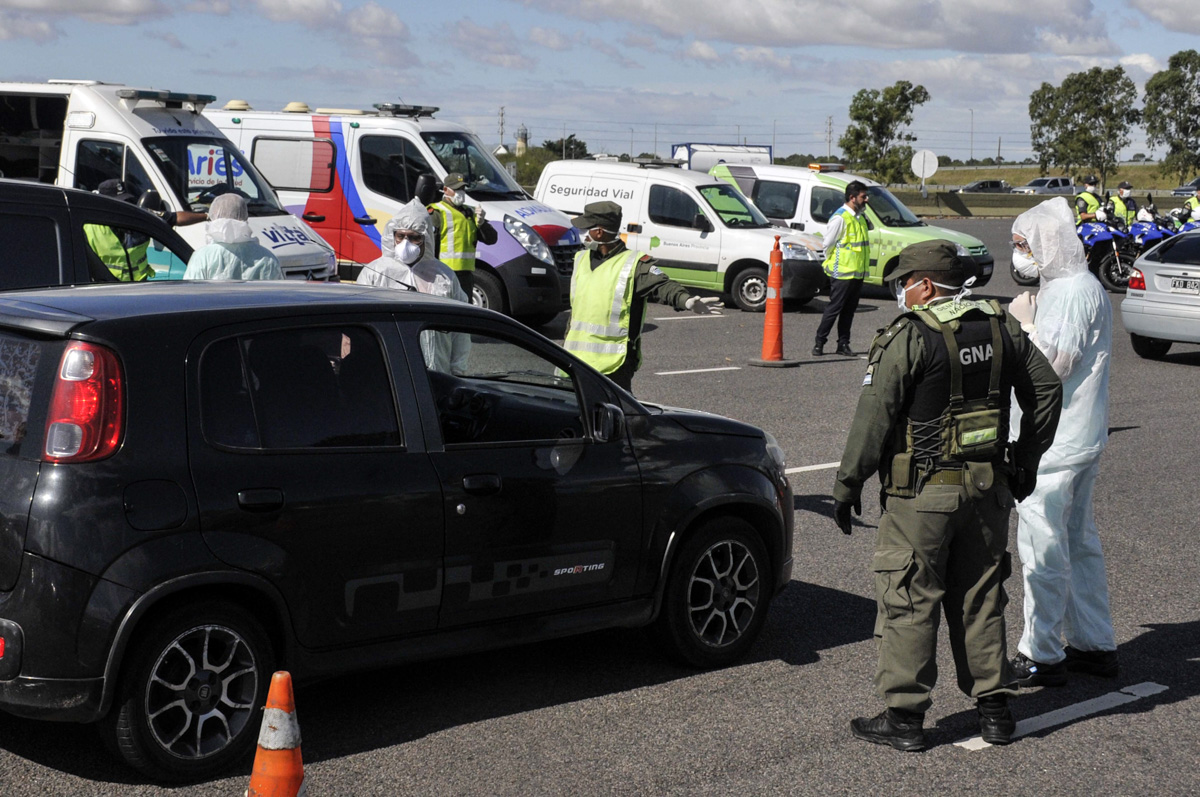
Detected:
left=1171, top=177, right=1200, bottom=198
left=0, top=282, right=793, bottom=780
left=1122, top=231, right=1200, bottom=358
left=956, top=179, right=1011, bottom=194
left=0, top=178, right=193, bottom=288
left=1011, top=177, right=1074, bottom=195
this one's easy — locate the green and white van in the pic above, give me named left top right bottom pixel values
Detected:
left=710, top=163, right=993, bottom=287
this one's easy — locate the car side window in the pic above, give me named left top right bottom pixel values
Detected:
left=74, top=140, right=154, bottom=198
left=0, top=213, right=63, bottom=289
left=359, top=135, right=435, bottom=203
left=810, top=186, right=843, bottom=224
left=752, top=180, right=800, bottom=219
left=200, top=326, right=401, bottom=449
left=421, top=328, right=584, bottom=446
left=648, top=184, right=701, bottom=228
left=251, top=137, right=335, bottom=193
left=79, top=220, right=189, bottom=282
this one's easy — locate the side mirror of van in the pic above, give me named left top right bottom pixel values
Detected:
left=137, top=189, right=166, bottom=215
left=790, top=222, right=805, bottom=231
left=415, top=173, right=443, bottom=206
left=692, top=213, right=713, bottom=233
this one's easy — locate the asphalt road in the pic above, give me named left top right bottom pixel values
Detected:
left=1, top=218, right=1197, bottom=794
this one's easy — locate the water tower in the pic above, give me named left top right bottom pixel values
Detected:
left=516, top=124, right=529, bottom=157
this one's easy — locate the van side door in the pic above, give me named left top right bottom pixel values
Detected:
left=248, top=133, right=343, bottom=265
left=639, top=183, right=721, bottom=288
left=347, top=131, right=438, bottom=270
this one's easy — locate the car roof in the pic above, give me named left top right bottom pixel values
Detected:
left=544, top=161, right=725, bottom=187
left=729, top=163, right=878, bottom=187
left=0, top=281, right=472, bottom=336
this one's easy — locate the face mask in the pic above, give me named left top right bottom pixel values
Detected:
left=448, top=191, right=465, bottom=208
left=1119, top=190, right=1129, bottom=199
left=895, top=280, right=919, bottom=310
left=1012, top=250, right=1040, bottom=279
left=1087, top=185, right=1099, bottom=195
left=395, top=239, right=422, bottom=265
left=584, top=229, right=616, bottom=251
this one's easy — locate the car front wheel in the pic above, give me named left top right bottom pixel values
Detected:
left=471, top=270, right=507, bottom=315
left=100, top=602, right=275, bottom=782
left=731, top=266, right=768, bottom=312
left=655, top=517, right=773, bottom=668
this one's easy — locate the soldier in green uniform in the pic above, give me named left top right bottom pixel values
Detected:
left=832, top=240, right=1063, bottom=751
left=564, top=201, right=723, bottom=391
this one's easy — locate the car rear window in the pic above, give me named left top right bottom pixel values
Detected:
left=1144, top=233, right=1200, bottom=264
left=0, top=332, right=44, bottom=453
left=0, top=214, right=63, bottom=289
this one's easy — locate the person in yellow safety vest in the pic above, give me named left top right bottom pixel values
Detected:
left=814, top=180, right=870, bottom=358
left=564, top=201, right=723, bottom=391
left=1074, top=175, right=1104, bottom=226
left=1111, top=181, right=1137, bottom=228
left=427, top=172, right=498, bottom=299
left=83, top=179, right=155, bottom=281
left=1182, top=186, right=1200, bottom=223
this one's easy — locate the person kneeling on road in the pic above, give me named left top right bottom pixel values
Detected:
left=184, top=194, right=283, bottom=280
left=564, top=200, right=722, bottom=392
left=832, top=240, right=1062, bottom=751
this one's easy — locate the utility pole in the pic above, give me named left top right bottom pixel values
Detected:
left=653, top=123, right=657, bottom=157
left=969, top=108, right=974, bottom=162
left=772, top=119, right=776, bottom=161
left=629, top=127, right=634, bottom=160
left=497, top=106, right=505, bottom=149
left=562, top=122, right=566, bottom=160
left=825, top=116, right=833, bottom=158
left=997, top=136, right=1002, bottom=162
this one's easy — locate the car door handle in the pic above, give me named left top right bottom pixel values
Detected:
left=627, top=223, right=642, bottom=233
left=353, top=215, right=377, bottom=226
left=237, top=488, right=284, bottom=512
left=462, top=474, right=502, bottom=495
left=302, top=212, right=326, bottom=223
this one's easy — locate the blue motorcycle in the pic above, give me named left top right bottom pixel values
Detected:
left=1078, top=199, right=1134, bottom=293
left=1127, top=196, right=1176, bottom=259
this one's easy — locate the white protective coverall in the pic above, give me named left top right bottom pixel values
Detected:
left=357, top=200, right=470, bottom=375
left=1010, top=197, right=1116, bottom=664
left=183, top=194, right=283, bottom=280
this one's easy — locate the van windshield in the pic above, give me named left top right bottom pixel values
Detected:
left=420, top=132, right=525, bottom=201
left=697, top=183, right=771, bottom=228
left=866, top=186, right=925, bottom=228
left=142, top=137, right=287, bottom=217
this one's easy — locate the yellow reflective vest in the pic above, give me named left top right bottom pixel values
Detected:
left=1111, top=195, right=1133, bottom=227
left=563, top=249, right=642, bottom=374
left=431, top=200, right=479, bottom=272
left=1075, top=191, right=1100, bottom=225
left=84, top=224, right=152, bottom=281
left=822, top=207, right=868, bottom=280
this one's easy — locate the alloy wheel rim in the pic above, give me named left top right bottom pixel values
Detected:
left=144, top=624, right=258, bottom=760
left=687, top=540, right=760, bottom=648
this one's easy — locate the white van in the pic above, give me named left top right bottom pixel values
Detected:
left=710, top=163, right=994, bottom=287
left=534, top=160, right=824, bottom=311
left=206, top=102, right=579, bottom=325
left=0, top=81, right=336, bottom=280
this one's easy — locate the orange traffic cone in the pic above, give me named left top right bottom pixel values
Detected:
left=749, top=235, right=799, bottom=368
left=247, top=671, right=306, bottom=797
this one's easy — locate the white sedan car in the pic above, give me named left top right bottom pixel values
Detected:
left=1122, top=231, right=1200, bottom=358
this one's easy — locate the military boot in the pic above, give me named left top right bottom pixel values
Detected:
left=977, top=695, right=1016, bottom=745
left=850, top=708, right=926, bottom=752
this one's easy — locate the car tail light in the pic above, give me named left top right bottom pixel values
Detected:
left=44, top=342, right=124, bottom=463
left=1128, top=269, right=1146, bottom=291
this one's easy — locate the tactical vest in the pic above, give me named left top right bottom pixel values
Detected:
left=1112, top=195, right=1133, bottom=226
left=84, top=224, right=152, bottom=281
left=886, top=299, right=1011, bottom=497
left=1185, top=197, right=1200, bottom=218
left=821, top=207, right=868, bottom=280
left=563, top=249, right=643, bottom=374
left=431, top=200, right=479, bottom=272
left=1075, top=191, right=1100, bottom=225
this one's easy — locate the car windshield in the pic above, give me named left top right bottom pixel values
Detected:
left=866, top=186, right=924, bottom=227
left=420, top=131, right=525, bottom=201
left=697, top=184, right=770, bottom=228
left=143, top=137, right=287, bottom=216
left=1028, top=178, right=1050, bottom=187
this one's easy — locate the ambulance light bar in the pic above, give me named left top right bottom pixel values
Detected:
left=633, top=157, right=684, bottom=168
left=115, top=89, right=216, bottom=111
left=808, top=163, right=846, bottom=172
left=374, top=103, right=439, bottom=118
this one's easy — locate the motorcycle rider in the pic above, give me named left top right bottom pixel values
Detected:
left=1074, top=176, right=1104, bottom=226
left=1179, top=185, right=1200, bottom=224
left=1110, top=182, right=1137, bottom=228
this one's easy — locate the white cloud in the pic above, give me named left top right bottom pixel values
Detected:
left=159, top=30, right=185, bottom=49
left=0, top=0, right=169, bottom=25
left=1129, top=0, right=1200, bottom=35
left=344, top=2, right=406, bottom=38
left=448, top=19, right=536, bottom=71
left=529, top=25, right=571, bottom=50
left=1119, top=53, right=1164, bottom=78
left=0, top=9, right=55, bottom=39
left=681, top=40, right=719, bottom=63
left=733, top=46, right=798, bottom=75
left=249, top=0, right=341, bottom=27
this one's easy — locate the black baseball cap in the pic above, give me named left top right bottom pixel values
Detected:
left=97, top=178, right=136, bottom=203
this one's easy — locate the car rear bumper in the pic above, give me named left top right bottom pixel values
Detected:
left=0, top=674, right=105, bottom=722
left=1122, top=293, right=1200, bottom=343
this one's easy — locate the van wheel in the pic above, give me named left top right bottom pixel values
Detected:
left=1130, top=333, right=1171, bottom=359
left=99, top=603, right=275, bottom=782
left=731, top=267, right=768, bottom=312
left=654, top=517, right=773, bottom=668
left=472, top=271, right=507, bottom=314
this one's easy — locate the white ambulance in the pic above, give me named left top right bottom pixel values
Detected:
left=0, top=80, right=335, bottom=280
left=206, top=102, right=580, bottom=326
left=534, top=160, right=825, bottom=311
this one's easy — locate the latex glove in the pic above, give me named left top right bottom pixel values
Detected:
left=1009, top=291, right=1036, bottom=326
left=1095, top=208, right=1107, bottom=222
left=474, top=207, right=487, bottom=225
left=833, top=498, right=861, bottom=535
left=686, top=295, right=724, bottom=315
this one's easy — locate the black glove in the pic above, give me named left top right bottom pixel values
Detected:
left=833, top=498, right=861, bottom=535
left=1011, top=466, right=1037, bottom=502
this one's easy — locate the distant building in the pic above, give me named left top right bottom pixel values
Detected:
left=516, top=124, right=529, bottom=157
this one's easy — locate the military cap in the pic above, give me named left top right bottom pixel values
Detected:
left=885, top=239, right=961, bottom=284
left=1083, top=174, right=1099, bottom=185
left=443, top=172, right=468, bottom=190
left=1117, top=181, right=1133, bottom=190
left=97, top=178, right=136, bottom=204
left=572, top=200, right=623, bottom=231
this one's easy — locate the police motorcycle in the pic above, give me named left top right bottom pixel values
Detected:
left=1166, top=203, right=1200, bottom=234
left=1126, top=194, right=1177, bottom=259
left=1077, top=194, right=1135, bottom=293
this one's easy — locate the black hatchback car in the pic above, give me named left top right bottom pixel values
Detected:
left=0, top=282, right=793, bottom=780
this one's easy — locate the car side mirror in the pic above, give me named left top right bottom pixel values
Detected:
left=592, top=402, right=624, bottom=443
left=137, top=189, right=166, bottom=215
left=415, top=173, right=443, bottom=206
left=692, top=213, right=713, bottom=232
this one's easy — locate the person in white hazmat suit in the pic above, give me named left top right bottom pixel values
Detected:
left=357, top=199, right=470, bottom=375
left=1006, top=196, right=1118, bottom=686
left=183, top=194, right=283, bottom=280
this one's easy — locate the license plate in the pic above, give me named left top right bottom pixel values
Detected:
left=1170, top=278, right=1200, bottom=294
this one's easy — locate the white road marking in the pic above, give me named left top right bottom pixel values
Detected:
left=785, top=461, right=840, bottom=474
left=954, top=682, right=1169, bottom=750
left=654, top=366, right=742, bottom=376
left=652, top=314, right=727, bottom=321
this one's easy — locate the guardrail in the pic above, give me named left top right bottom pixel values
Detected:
left=892, top=190, right=1188, bottom=218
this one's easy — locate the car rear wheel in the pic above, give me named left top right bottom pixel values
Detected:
left=99, top=602, right=275, bottom=782
left=731, top=266, right=768, bottom=312
left=471, top=270, right=507, bottom=315
left=655, top=517, right=773, bottom=668
left=1130, top=333, right=1172, bottom=359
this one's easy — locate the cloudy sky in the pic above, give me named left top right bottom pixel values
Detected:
left=1, top=0, right=1197, bottom=162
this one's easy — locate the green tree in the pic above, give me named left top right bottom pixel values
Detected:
left=1143, top=50, right=1200, bottom=185
left=497, top=147, right=560, bottom=187
left=1028, top=65, right=1140, bottom=187
left=837, top=80, right=930, bottom=184
left=542, top=134, right=589, bottom=159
